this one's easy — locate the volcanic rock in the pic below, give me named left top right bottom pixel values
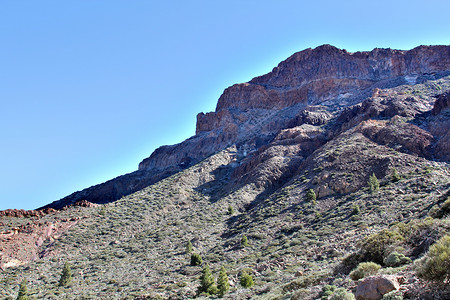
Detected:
left=355, top=275, right=401, bottom=300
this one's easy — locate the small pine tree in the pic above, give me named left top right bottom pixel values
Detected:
left=241, top=235, right=249, bottom=247
left=217, top=266, right=230, bottom=296
left=391, top=168, right=401, bottom=182
left=306, top=188, right=316, bottom=203
left=59, top=262, right=72, bottom=287
left=240, top=270, right=254, bottom=288
left=227, top=205, right=234, bottom=215
left=351, top=204, right=361, bottom=215
left=198, top=265, right=218, bottom=295
left=16, top=279, right=28, bottom=300
left=368, top=173, right=379, bottom=193
left=190, top=253, right=202, bottom=266
left=186, top=240, right=193, bottom=254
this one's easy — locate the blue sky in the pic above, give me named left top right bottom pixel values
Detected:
left=1, top=0, right=449, bottom=210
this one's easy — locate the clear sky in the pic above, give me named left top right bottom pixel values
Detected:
left=1, top=0, right=449, bottom=210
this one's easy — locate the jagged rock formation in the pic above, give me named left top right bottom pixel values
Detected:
left=41, top=44, right=450, bottom=210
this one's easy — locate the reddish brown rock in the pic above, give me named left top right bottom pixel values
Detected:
left=0, top=208, right=56, bottom=218
left=432, top=91, right=450, bottom=115
left=355, top=119, right=434, bottom=158
left=355, top=275, right=401, bottom=300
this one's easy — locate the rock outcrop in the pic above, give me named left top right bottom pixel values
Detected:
left=355, top=275, right=401, bottom=300
left=41, top=45, right=450, bottom=210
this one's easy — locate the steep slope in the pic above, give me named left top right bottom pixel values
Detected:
left=1, top=74, right=449, bottom=299
left=42, top=45, right=450, bottom=209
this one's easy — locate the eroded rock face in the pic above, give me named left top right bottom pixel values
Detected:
left=356, top=119, right=434, bottom=158
left=216, top=45, right=450, bottom=111
left=148, top=45, right=450, bottom=172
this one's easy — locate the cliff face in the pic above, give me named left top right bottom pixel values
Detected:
left=141, top=45, right=450, bottom=171
left=42, top=44, right=450, bottom=209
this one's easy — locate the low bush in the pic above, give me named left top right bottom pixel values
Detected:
left=382, top=290, right=403, bottom=300
left=360, top=229, right=403, bottom=264
left=350, top=262, right=381, bottom=281
left=321, top=285, right=337, bottom=299
left=415, top=235, right=450, bottom=282
left=383, top=252, right=411, bottom=267
left=240, top=270, right=254, bottom=288
left=330, top=288, right=355, bottom=300
left=431, top=198, right=450, bottom=218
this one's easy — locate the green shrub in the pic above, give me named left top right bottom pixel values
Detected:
left=415, top=235, right=450, bottom=282
left=241, top=235, right=249, bottom=247
left=351, top=204, right=361, bottom=216
left=190, top=253, right=202, bottom=266
left=383, top=252, right=411, bottom=267
left=330, top=288, right=355, bottom=300
left=432, top=198, right=450, bottom=218
left=391, top=168, right=401, bottom=182
left=321, top=285, right=337, bottom=299
left=306, top=189, right=316, bottom=203
left=17, top=279, right=28, bottom=300
left=59, top=262, right=72, bottom=287
left=227, top=205, right=234, bottom=215
left=368, top=173, right=379, bottom=193
left=350, top=262, right=381, bottom=281
left=360, top=229, right=404, bottom=264
left=240, top=270, right=254, bottom=288
left=186, top=240, right=193, bottom=254
left=382, top=290, right=403, bottom=300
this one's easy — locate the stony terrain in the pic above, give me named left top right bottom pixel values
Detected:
left=1, top=45, right=449, bottom=299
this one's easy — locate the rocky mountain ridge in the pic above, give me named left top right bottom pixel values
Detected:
left=42, top=44, right=450, bottom=210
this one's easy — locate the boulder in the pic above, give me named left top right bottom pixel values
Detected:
left=355, top=275, right=401, bottom=300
